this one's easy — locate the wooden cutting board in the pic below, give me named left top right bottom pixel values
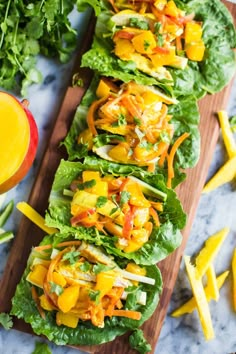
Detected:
left=0, top=2, right=235, bottom=353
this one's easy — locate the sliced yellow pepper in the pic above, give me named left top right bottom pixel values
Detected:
left=184, top=256, right=215, bottom=340
left=171, top=270, right=229, bottom=317
left=195, top=227, right=229, bottom=279
left=205, top=264, right=219, bottom=301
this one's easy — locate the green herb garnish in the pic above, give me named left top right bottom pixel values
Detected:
left=96, top=196, right=108, bottom=208
left=77, top=179, right=96, bottom=190
left=49, top=282, right=64, bottom=296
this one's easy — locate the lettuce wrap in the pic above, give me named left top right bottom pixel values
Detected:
left=11, top=233, right=162, bottom=347
left=78, top=0, right=236, bottom=99
left=44, top=157, right=186, bottom=265
left=64, top=75, right=200, bottom=187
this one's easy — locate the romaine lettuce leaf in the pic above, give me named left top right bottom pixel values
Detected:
left=11, top=233, right=162, bottom=346
left=45, top=158, right=186, bottom=265
left=79, top=0, right=236, bottom=99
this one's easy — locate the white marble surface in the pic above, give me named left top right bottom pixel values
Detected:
left=0, top=7, right=236, bottom=354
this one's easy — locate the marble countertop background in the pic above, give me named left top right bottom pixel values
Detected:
left=0, top=7, right=236, bottom=354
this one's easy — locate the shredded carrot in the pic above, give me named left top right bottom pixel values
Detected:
left=121, top=95, right=143, bottom=120
left=31, top=286, right=46, bottom=319
left=109, top=309, right=141, bottom=320
left=147, top=163, right=156, bottom=173
left=176, top=36, right=182, bottom=52
left=87, top=95, right=109, bottom=136
left=108, top=0, right=119, bottom=13
left=150, top=201, right=163, bottom=212
left=167, top=132, right=190, bottom=188
left=150, top=207, right=160, bottom=227
left=158, top=149, right=168, bottom=167
left=34, top=240, right=81, bottom=252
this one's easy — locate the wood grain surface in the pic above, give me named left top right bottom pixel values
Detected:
left=0, top=2, right=235, bottom=353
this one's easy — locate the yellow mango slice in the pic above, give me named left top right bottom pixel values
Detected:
left=132, top=31, right=157, bottom=54
left=206, top=264, right=219, bottom=301
left=195, top=227, right=229, bottom=279
left=17, top=202, right=58, bottom=235
left=56, top=311, right=79, bottom=328
left=39, top=294, right=55, bottom=311
left=52, top=271, right=67, bottom=288
left=164, top=0, right=179, bottom=17
left=27, top=264, right=48, bottom=288
left=202, top=156, right=236, bottom=193
left=77, top=129, right=94, bottom=150
left=218, top=110, right=236, bottom=159
left=185, top=22, right=203, bottom=43
left=232, top=248, right=236, bottom=311
left=171, top=270, right=229, bottom=317
left=82, top=170, right=101, bottom=183
left=94, top=271, right=116, bottom=298
left=114, top=38, right=135, bottom=59
left=184, top=256, right=215, bottom=340
left=57, top=285, right=80, bottom=313
left=185, top=40, right=205, bottom=61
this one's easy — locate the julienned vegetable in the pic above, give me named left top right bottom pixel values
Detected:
left=11, top=234, right=162, bottom=347
left=45, top=158, right=186, bottom=265
left=64, top=75, right=200, bottom=187
left=79, top=0, right=236, bottom=98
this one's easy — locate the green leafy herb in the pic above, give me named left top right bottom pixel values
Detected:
left=62, top=249, right=80, bottom=264
left=49, top=282, right=64, bottom=296
left=78, top=261, right=91, bottom=272
left=110, top=207, right=119, bottom=215
left=138, top=140, right=153, bottom=151
left=230, top=115, right=236, bottom=133
left=93, top=134, right=126, bottom=148
left=88, top=289, right=101, bottom=304
left=0, top=313, right=13, bottom=330
left=93, top=263, right=114, bottom=274
left=32, top=341, right=52, bottom=354
left=143, top=40, right=150, bottom=51
left=77, top=179, right=96, bottom=190
left=134, top=117, right=142, bottom=126
left=129, top=329, right=151, bottom=354
left=120, top=191, right=131, bottom=207
left=160, top=130, right=171, bottom=143
left=96, top=196, right=108, bottom=208
left=129, top=18, right=149, bottom=30
left=112, top=113, right=127, bottom=127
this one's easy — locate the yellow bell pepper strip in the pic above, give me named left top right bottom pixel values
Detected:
left=184, top=256, right=215, bottom=340
left=202, top=156, right=236, bottom=194
left=232, top=248, right=236, bottom=311
left=17, top=201, right=58, bottom=235
left=171, top=270, right=229, bottom=317
left=195, top=227, right=229, bottom=279
left=218, top=110, right=236, bottom=159
left=167, top=132, right=190, bottom=188
left=205, top=264, right=219, bottom=301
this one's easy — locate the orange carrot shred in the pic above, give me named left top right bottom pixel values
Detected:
left=109, top=309, right=142, bottom=320
left=150, top=207, right=160, bottom=227
left=87, top=95, right=109, bottom=136
left=34, top=240, right=81, bottom=252
left=31, top=286, right=46, bottom=320
left=167, top=132, right=190, bottom=188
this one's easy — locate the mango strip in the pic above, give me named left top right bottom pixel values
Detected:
left=218, top=110, right=236, bottom=159
left=17, top=202, right=58, bottom=235
left=202, top=156, right=236, bottom=193
left=184, top=256, right=215, bottom=340
left=171, top=270, right=229, bottom=317
left=195, top=227, right=229, bottom=279
left=232, top=249, right=236, bottom=311
left=206, top=264, right=219, bottom=301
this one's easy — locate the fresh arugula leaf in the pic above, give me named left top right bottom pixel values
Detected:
left=0, top=313, right=13, bottom=330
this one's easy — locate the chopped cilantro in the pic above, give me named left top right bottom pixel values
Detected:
left=0, top=313, right=13, bottom=330
left=110, top=207, right=119, bottom=215
left=77, top=179, right=96, bottom=190
left=143, top=40, right=151, bottom=51
left=134, top=117, right=142, bottom=126
left=49, top=282, right=64, bottom=296
left=96, top=196, right=108, bottom=208
left=88, top=289, right=101, bottom=304
left=93, top=263, right=114, bottom=274
left=160, top=130, right=171, bottom=143
left=129, top=18, right=149, bottom=30
left=120, top=191, right=131, bottom=207
left=78, top=261, right=91, bottom=272
left=112, top=113, right=127, bottom=127
left=62, top=248, right=80, bottom=265
left=139, top=140, right=153, bottom=151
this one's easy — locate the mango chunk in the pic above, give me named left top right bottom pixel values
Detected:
left=27, top=264, right=48, bottom=288
left=57, top=285, right=80, bottom=313
left=132, top=31, right=157, bottom=54
left=56, top=311, right=79, bottom=328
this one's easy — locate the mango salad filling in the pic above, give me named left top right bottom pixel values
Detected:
left=78, top=79, right=178, bottom=170
left=109, top=0, right=205, bottom=81
left=69, top=170, right=165, bottom=253
left=27, top=241, right=155, bottom=328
